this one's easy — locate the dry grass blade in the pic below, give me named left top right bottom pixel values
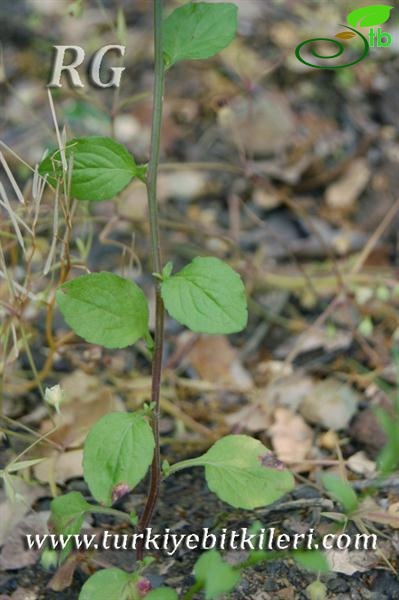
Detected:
left=0, top=151, right=25, bottom=204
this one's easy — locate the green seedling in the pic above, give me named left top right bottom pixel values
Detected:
left=321, top=473, right=359, bottom=518
left=183, top=547, right=328, bottom=599
left=375, top=347, right=399, bottom=474
left=39, top=2, right=296, bottom=597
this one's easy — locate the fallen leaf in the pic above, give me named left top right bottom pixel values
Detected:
left=48, top=554, right=79, bottom=592
left=269, top=408, right=313, bottom=463
left=300, top=379, right=360, bottom=431
left=0, top=476, right=46, bottom=546
left=220, top=38, right=269, bottom=83
left=226, top=400, right=272, bottom=432
left=357, top=498, right=399, bottom=529
left=347, top=451, right=376, bottom=477
left=0, top=512, right=49, bottom=570
left=326, top=549, right=378, bottom=575
left=325, top=158, right=370, bottom=212
left=263, top=373, right=314, bottom=411
left=218, top=91, right=295, bottom=156
left=275, top=327, right=352, bottom=359
left=185, top=335, right=253, bottom=391
left=34, top=449, right=84, bottom=485
left=226, top=372, right=313, bottom=432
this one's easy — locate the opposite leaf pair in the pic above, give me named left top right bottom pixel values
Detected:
left=56, top=256, right=248, bottom=349
left=63, top=411, right=294, bottom=510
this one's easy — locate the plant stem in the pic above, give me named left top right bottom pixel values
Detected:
left=137, top=0, right=165, bottom=561
left=183, top=581, right=203, bottom=600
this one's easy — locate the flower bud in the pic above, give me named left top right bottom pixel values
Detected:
left=44, top=384, right=64, bottom=414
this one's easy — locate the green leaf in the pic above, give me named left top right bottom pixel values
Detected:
left=194, top=550, right=240, bottom=600
left=184, top=435, right=294, bottom=509
left=56, top=272, right=149, bottom=349
left=50, top=491, right=92, bottom=562
left=83, top=412, right=155, bottom=506
left=146, top=589, right=178, bottom=600
left=347, top=5, right=393, bottom=28
left=293, top=550, right=329, bottom=573
left=161, top=257, right=247, bottom=334
left=163, top=2, right=238, bottom=67
left=375, top=407, right=399, bottom=474
left=79, top=568, right=132, bottom=600
left=39, top=136, right=143, bottom=201
left=321, top=473, right=359, bottom=514
left=50, top=491, right=91, bottom=535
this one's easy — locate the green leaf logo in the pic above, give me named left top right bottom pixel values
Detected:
left=335, top=31, right=356, bottom=40
left=347, top=5, right=393, bottom=28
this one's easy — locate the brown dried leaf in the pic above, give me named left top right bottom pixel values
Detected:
left=48, top=554, right=79, bottom=592
left=0, top=477, right=46, bottom=546
left=226, top=400, right=272, bottom=432
left=0, top=512, right=49, bottom=570
left=263, top=373, right=314, bottom=411
left=347, top=451, right=376, bottom=477
left=325, top=158, right=370, bottom=212
left=218, top=92, right=295, bottom=156
left=269, top=408, right=313, bottom=463
left=300, top=378, right=360, bottom=431
left=220, top=38, right=269, bottom=82
left=327, top=549, right=378, bottom=575
left=34, top=448, right=84, bottom=485
left=185, top=335, right=253, bottom=391
left=275, top=327, right=352, bottom=359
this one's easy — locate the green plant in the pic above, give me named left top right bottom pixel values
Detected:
left=39, top=2, right=296, bottom=596
left=375, top=348, right=399, bottom=474
left=183, top=548, right=328, bottom=599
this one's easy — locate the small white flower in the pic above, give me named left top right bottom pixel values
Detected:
left=44, top=384, right=64, bottom=414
